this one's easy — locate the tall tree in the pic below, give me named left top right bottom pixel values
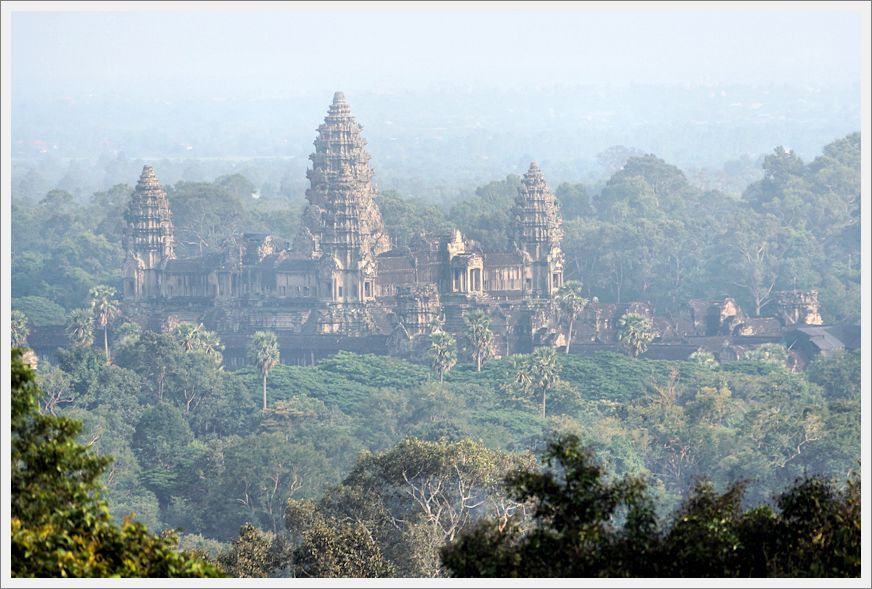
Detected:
left=10, top=349, right=219, bottom=578
left=426, top=328, right=457, bottom=383
left=248, top=331, right=280, bottom=411
left=463, top=309, right=495, bottom=372
left=555, top=280, right=588, bottom=354
left=617, top=312, right=655, bottom=358
left=89, top=285, right=121, bottom=364
left=65, top=308, right=95, bottom=349
left=512, top=347, right=561, bottom=419
left=12, top=309, right=30, bottom=348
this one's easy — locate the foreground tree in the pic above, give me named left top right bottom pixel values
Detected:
left=217, top=523, right=292, bottom=578
left=617, top=312, right=655, bottom=358
left=10, top=349, right=219, bottom=578
left=463, top=309, right=495, bottom=371
left=89, top=284, right=121, bottom=364
left=307, top=438, right=534, bottom=577
left=248, top=331, right=280, bottom=411
left=285, top=500, right=395, bottom=578
left=441, top=435, right=860, bottom=577
left=555, top=280, right=588, bottom=354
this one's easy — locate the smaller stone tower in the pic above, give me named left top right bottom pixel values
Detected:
left=511, top=162, right=565, bottom=297
left=122, top=165, right=174, bottom=299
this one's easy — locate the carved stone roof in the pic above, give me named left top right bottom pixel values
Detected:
left=511, top=161, right=563, bottom=250
left=123, top=165, right=175, bottom=263
left=483, top=252, right=523, bottom=267
left=296, top=91, right=391, bottom=263
left=275, top=257, right=319, bottom=272
left=377, top=256, right=416, bottom=272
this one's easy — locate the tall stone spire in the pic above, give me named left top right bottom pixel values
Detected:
left=296, top=92, right=390, bottom=303
left=297, top=90, right=391, bottom=260
left=512, top=161, right=565, bottom=297
left=512, top=161, right=563, bottom=255
left=122, top=165, right=174, bottom=299
left=124, top=165, right=175, bottom=267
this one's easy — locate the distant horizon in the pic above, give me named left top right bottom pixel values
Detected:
left=11, top=7, right=863, bottom=98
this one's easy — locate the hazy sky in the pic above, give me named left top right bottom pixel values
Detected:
left=11, top=5, right=863, bottom=100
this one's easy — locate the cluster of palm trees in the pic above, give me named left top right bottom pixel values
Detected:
left=64, top=285, right=120, bottom=364
left=425, top=310, right=497, bottom=383
left=424, top=285, right=657, bottom=385
left=49, top=282, right=655, bottom=414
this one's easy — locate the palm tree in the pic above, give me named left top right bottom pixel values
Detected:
left=427, top=328, right=457, bottom=383
left=173, top=322, right=203, bottom=352
left=617, top=312, right=655, bottom=358
left=197, top=328, right=225, bottom=367
left=463, top=309, right=495, bottom=372
left=11, top=310, right=30, bottom=348
left=513, top=347, right=560, bottom=419
left=555, top=281, right=588, bottom=354
left=66, top=308, right=95, bottom=349
left=248, top=331, right=280, bottom=411
left=89, top=285, right=121, bottom=364
left=173, top=322, right=225, bottom=367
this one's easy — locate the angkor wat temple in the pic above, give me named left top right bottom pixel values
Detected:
left=118, top=92, right=842, bottom=369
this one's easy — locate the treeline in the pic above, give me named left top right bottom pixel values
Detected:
left=12, top=347, right=860, bottom=577
left=17, top=310, right=861, bottom=573
left=11, top=133, right=860, bottom=325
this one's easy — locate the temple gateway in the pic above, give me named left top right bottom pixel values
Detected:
left=120, top=92, right=830, bottom=368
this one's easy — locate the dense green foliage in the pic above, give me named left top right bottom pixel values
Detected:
left=441, top=435, right=860, bottom=577
left=23, top=334, right=859, bottom=557
left=10, top=349, right=219, bottom=578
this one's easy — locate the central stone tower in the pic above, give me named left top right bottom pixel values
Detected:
left=511, top=161, right=564, bottom=298
left=296, top=91, right=391, bottom=303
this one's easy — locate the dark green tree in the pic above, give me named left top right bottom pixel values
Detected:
left=10, top=349, right=219, bottom=578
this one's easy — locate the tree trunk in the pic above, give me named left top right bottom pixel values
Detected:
left=262, top=372, right=268, bottom=411
left=439, top=370, right=444, bottom=384
left=476, top=355, right=481, bottom=372
left=103, top=326, right=110, bottom=365
left=541, top=388, right=547, bottom=420
left=566, top=318, right=574, bottom=354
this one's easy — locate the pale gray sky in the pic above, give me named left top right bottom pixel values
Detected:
left=11, top=6, right=863, bottom=100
